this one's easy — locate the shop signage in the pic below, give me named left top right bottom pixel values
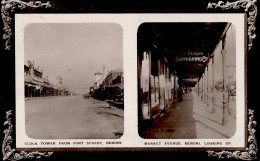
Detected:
left=178, top=51, right=204, bottom=56
left=176, top=55, right=208, bottom=63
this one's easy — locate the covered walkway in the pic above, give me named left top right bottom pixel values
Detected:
left=138, top=22, right=237, bottom=139
left=140, top=92, right=235, bottom=139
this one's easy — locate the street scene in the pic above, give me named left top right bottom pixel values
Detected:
left=24, top=23, right=123, bottom=139
left=138, top=23, right=237, bottom=139
left=140, top=91, right=235, bottom=139
left=25, top=95, right=123, bottom=139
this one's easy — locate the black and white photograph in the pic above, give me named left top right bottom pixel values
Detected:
left=138, top=23, right=238, bottom=139
left=0, top=0, right=258, bottom=159
left=15, top=14, right=246, bottom=149
left=23, top=23, right=124, bottom=139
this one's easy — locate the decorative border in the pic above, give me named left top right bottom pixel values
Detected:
left=207, top=0, right=257, bottom=50
left=207, top=109, right=258, bottom=160
left=208, top=0, right=258, bottom=159
left=1, top=0, right=53, bottom=160
left=3, top=110, right=257, bottom=160
left=1, top=0, right=51, bottom=50
left=0, top=0, right=258, bottom=160
left=2, top=110, right=53, bottom=160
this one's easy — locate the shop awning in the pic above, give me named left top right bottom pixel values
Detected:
left=138, top=23, right=229, bottom=85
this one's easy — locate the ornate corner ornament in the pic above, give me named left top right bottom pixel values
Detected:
left=1, top=0, right=51, bottom=50
left=208, top=0, right=257, bottom=50
left=207, top=109, right=258, bottom=160
left=2, top=110, right=53, bottom=160
left=207, top=1, right=258, bottom=159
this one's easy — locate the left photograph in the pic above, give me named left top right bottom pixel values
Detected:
left=23, top=23, right=124, bottom=139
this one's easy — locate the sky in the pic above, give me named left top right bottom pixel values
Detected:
left=25, top=23, right=123, bottom=94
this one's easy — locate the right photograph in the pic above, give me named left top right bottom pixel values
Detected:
left=138, top=23, right=236, bottom=139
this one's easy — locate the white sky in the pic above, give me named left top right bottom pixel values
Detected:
left=24, top=23, right=123, bottom=94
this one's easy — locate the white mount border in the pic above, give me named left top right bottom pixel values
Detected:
left=1, top=0, right=258, bottom=160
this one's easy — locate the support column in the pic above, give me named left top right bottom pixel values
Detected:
left=173, top=72, right=176, bottom=105
left=171, top=75, right=173, bottom=101
left=141, top=51, right=152, bottom=120
left=169, top=73, right=173, bottom=101
left=27, top=85, right=29, bottom=98
left=222, top=36, right=228, bottom=126
left=165, top=66, right=169, bottom=108
left=165, top=66, right=167, bottom=107
left=212, top=57, right=216, bottom=113
left=154, top=75, right=157, bottom=102
left=205, top=71, right=208, bottom=104
left=204, top=69, right=207, bottom=104
left=172, top=74, right=174, bottom=101
left=207, top=65, right=209, bottom=107
left=201, top=75, right=203, bottom=101
left=197, top=79, right=200, bottom=96
left=28, top=86, right=30, bottom=98
left=159, top=59, right=165, bottom=113
left=30, top=86, right=33, bottom=97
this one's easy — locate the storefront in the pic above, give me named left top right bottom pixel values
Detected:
left=138, top=23, right=236, bottom=126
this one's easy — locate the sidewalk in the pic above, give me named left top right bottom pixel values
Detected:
left=141, top=92, right=236, bottom=139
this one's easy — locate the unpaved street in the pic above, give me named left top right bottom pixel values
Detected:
left=25, top=95, right=123, bottom=139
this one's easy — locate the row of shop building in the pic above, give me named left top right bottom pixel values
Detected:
left=24, top=60, right=71, bottom=98
left=138, top=22, right=236, bottom=126
left=87, top=67, right=124, bottom=108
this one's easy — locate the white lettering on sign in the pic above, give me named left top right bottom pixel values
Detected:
left=179, top=51, right=204, bottom=56
left=176, top=56, right=208, bottom=63
left=190, top=52, right=204, bottom=56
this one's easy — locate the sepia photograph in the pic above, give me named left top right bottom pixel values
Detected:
left=0, top=0, right=257, bottom=158
left=23, top=23, right=124, bottom=139
left=15, top=14, right=246, bottom=149
left=138, top=23, right=237, bottom=139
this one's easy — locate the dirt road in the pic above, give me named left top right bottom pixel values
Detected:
left=25, top=95, right=123, bottom=139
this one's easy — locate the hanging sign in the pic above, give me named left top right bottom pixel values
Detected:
left=176, top=55, right=208, bottom=63
left=178, top=51, right=204, bottom=56
left=176, top=51, right=208, bottom=63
